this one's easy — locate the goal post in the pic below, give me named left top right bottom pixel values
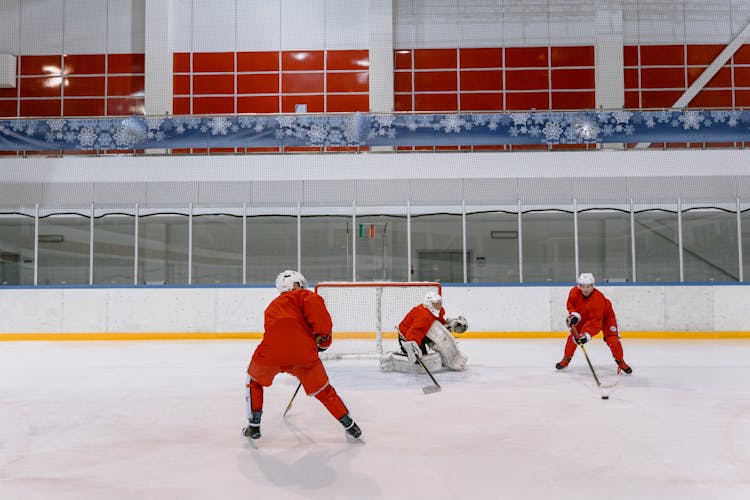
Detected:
left=314, top=281, right=442, bottom=359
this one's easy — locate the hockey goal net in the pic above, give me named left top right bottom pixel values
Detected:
left=314, top=281, right=442, bottom=359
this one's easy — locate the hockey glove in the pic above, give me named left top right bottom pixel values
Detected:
left=565, top=312, right=581, bottom=327
left=574, top=332, right=591, bottom=345
left=315, top=334, right=331, bottom=352
left=446, top=316, right=468, bottom=334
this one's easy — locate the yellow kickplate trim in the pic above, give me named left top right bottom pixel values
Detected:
left=1, top=331, right=749, bottom=341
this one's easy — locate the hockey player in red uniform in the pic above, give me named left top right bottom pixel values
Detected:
left=556, top=273, right=632, bottom=374
left=398, top=291, right=447, bottom=356
left=243, top=270, right=361, bottom=440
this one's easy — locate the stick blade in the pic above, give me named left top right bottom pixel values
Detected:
left=422, top=385, right=441, bottom=394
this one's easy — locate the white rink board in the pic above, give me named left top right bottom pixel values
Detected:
left=2, top=284, right=750, bottom=335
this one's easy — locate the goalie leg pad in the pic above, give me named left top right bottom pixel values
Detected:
left=426, top=322, right=468, bottom=371
left=379, top=351, right=443, bottom=374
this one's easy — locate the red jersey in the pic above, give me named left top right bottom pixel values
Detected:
left=399, top=304, right=445, bottom=344
left=253, top=288, right=333, bottom=366
left=567, top=287, right=617, bottom=337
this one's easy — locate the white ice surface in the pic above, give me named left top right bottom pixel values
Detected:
left=1, top=339, right=749, bottom=500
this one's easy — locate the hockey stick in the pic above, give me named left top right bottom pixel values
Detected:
left=399, top=333, right=441, bottom=394
left=283, top=382, right=302, bottom=417
left=571, top=325, right=617, bottom=390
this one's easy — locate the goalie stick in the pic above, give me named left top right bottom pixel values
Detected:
left=399, top=333, right=441, bottom=394
left=571, top=325, right=617, bottom=390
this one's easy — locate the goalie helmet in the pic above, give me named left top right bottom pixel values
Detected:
left=275, top=270, right=307, bottom=293
left=423, top=291, right=442, bottom=316
left=577, top=272, right=596, bottom=286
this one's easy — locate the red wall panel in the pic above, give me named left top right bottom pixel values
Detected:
left=640, top=68, right=685, bottom=89
left=734, top=90, right=750, bottom=106
left=281, top=94, right=324, bottom=113
left=414, top=49, right=456, bottom=69
left=394, top=72, right=412, bottom=92
left=64, top=98, right=105, bottom=116
left=193, top=96, right=234, bottom=114
left=0, top=100, right=17, bottom=117
left=237, top=73, right=279, bottom=94
left=687, top=45, right=724, bottom=65
left=505, top=47, right=547, bottom=68
left=237, top=51, right=279, bottom=72
left=624, top=91, right=640, bottom=108
left=734, top=44, right=750, bottom=64
left=551, top=68, right=594, bottom=89
left=64, top=54, right=105, bottom=75
left=108, top=54, right=144, bottom=74
left=193, top=74, right=235, bottom=94
left=459, top=48, right=502, bottom=68
left=624, top=68, right=639, bottom=89
left=21, top=55, right=62, bottom=76
left=551, top=46, right=594, bottom=67
left=734, top=67, right=750, bottom=87
left=394, top=50, right=412, bottom=70
left=65, top=76, right=105, bottom=96
left=237, top=95, right=279, bottom=113
left=20, top=99, right=61, bottom=117
left=505, top=69, right=548, bottom=90
left=687, top=66, right=731, bottom=88
left=174, top=53, right=191, bottom=73
left=0, top=87, right=18, bottom=98
left=623, top=46, right=639, bottom=66
left=282, top=73, right=324, bottom=93
left=327, top=72, right=368, bottom=93
left=414, top=71, right=457, bottom=91
left=173, top=75, right=190, bottom=95
left=460, top=92, right=502, bottom=111
left=460, top=70, right=502, bottom=91
left=282, top=51, right=324, bottom=71
left=172, top=97, right=191, bottom=114
left=414, top=93, right=457, bottom=111
left=394, top=93, right=412, bottom=111
left=688, top=90, right=732, bottom=108
left=193, top=52, right=234, bottom=73
left=108, top=75, right=145, bottom=96
left=108, top=97, right=143, bottom=115
left=327, top=94, right=369, bottom=112
left=505, top=92, right=548, bottom=110
left=551, top=91, right=594, bottom=110
left=640, top=45, right=684, bottom=66
left=20, top=77, right=62, bottom=98
left=640, top=90, right=683, bottom=108
left=327, top=50, right=369, bottom=70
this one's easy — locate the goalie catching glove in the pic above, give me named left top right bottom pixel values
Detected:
left=315, top=334, right=331, bottom=352
left=445, top=316, right=468, bottom=334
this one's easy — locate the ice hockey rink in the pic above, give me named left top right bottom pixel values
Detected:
left=1, top=338, right=748, bottom=500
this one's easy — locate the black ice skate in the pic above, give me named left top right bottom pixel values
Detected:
left=242, top=410, right=262, bottom=439
left=339, top=413, right=362, bottom=438
left=555, top=356, right=572, bottom=370
left=615, top=359, right=633, bottom=374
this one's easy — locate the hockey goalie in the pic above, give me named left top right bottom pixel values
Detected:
left=380, top=291, right=468, bottom=374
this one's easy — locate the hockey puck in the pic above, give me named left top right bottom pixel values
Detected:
left=601, top=396, right=609, bottom=400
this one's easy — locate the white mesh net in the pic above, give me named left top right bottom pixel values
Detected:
left=314, top=281, right=442, bottom=359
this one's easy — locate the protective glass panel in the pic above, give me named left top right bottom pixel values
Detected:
left=578, top=209, right=632, bottom=283
left=355, top=215, right=409, bottom=282
left=300, top=216, right=351, bottom=282
left=138, top=214, right=189, bottom=285
left=634, top=210, right=679, bottom=282
left=38, top=214, right=90, bottom=285
left=246, top=216, right=297, bottom=285
left=411, top=214, right=463, bottom=282
left=0, top=214, right=35, bottom=285
left=522, top=211, right=574, bottom=283
left=682, top=209, right=739, bottom=282
left=192, top=214, right=243, bottom=284
left=94, top=214, right=135, bottom=285
left=465, top=211, right=519, bottom=283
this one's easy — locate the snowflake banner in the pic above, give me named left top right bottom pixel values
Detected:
left=2, top=110, right=750, bottom=151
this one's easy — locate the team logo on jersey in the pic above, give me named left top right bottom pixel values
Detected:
left=610, top=326, right=617, bottom=332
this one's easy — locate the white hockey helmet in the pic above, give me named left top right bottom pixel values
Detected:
left=423, top=291, right=443, bottom=312
left=275, top=270, right=307, bottom=293
left=577, top=272, right=596, bottom=286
